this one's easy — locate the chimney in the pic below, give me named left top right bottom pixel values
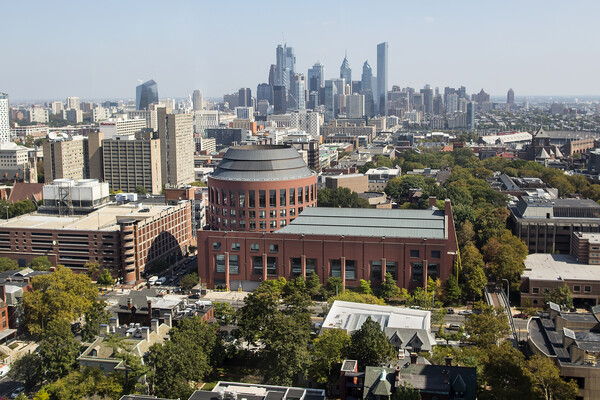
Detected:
left=429, top=196, right=437, bottom=208
left=141, top=326, right=150, bottom=342
left=127, top=298, right=132, bottom=310
left=109, top=317, right=118, bottom=328
left=151, top=318, right=159, bottom=332
left=99, top=323, right=109, bottom=336
left=164, top=313, right=172, bottom=328
left=410, top=353, right=418, bottom=365
left=445, top=355, right=453, bottom=367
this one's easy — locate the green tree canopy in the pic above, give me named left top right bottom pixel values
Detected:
left=309, top=328, right=351, bottom=395
left=28, top=256, right=52, bottom=271
left=0, top=257, right=18, bottom=272
left=317, top=187, right=370, bottom=208
left=180, top=272, right=199, bottom=291
left=38, top=319, right=80, bottom=381
left=464, top=301, right=510, bottom=348
left=348, top=317, right=396, bottom=370
left=42, top=367, right=123, bottom=400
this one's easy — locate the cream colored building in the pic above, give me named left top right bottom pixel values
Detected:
left=157, top=108, right=194, bottom=187
left=43, top=136, right=87, bottom=182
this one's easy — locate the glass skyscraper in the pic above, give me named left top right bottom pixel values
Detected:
left=307, top=61, right=325, bottom=92
left=377, top=42, right=388, bottom=116
left=339, top=54, right=351, bottom=92
left=136, top=79, right=158, bottom=110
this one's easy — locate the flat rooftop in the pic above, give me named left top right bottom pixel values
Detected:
left=523, top=254, right=600, bottom=281
left=277, top=207, right=447, bottom=239
left=0, top=204, right=173, bottom=231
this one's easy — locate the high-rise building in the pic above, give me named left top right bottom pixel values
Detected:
left=193, top=90, right=203, bottom=111
left=0, top=93, right=10, bottom=143
left=43, top=136, right=87, bottom=182
left=420, top=85, right=433, bottom=115
left=466, top=101, right=475, bottom=129
left=446, top=93, right=458, bottom=114
left=50, top=101, right=64, bottom=115
left=66, top=96, right=80, bottom=111
left=268, top=64, right=276, bottom=87
left=324, top=80, right=338, bottom=122
left=376, top=42, right=388, bottom=116
left=340, top=53, right=352, bottom=92
left=257, top=83, right=273, bottom=104
left=507, top=88, right=515, bottom=107
left=308, top=61, right=325, bottom=92
left=361, top=61, right=375, bottom=118
left=157, top=108, right=194, bottom=187
left=238, top=88, right=252, bottom=107
left=346, top=94, right=365, bottom=118
left=276, top=44, right=295, bottom=91
left=273, top=86, right=287, bottom=115
left=290, top=74, right=306, bottom=111
left=433, top=95, right=443, bottom=116
left=136, top=80, right=159, bottom=110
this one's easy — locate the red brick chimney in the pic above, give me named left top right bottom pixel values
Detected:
left=429, top=196, right=437, bottom=208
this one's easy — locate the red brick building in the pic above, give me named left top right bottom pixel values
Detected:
left=198, top=200, right=458, bottom=291
left=207, top=145, right=318, bottom=233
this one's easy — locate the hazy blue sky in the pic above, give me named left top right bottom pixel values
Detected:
left=1, top=0, right=598, bottom=101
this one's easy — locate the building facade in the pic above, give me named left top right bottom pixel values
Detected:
left=157, top=108, right=194, bottom=187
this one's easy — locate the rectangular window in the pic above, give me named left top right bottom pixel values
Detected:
left=252, top=256, right=263, bottom=274
left=269, top=244, right=278, bottom=253
left=573, top=285, right=581, bottom=292
left=231, top=220, right=237, bottom=228
left=216, top=255, right=225, bottom=273
left=249, top=221, right=256, bottom=229
left=386, top=262, right=396, bottom=280
left=427, top=264, right=438, bottom=280
left=260, top=221, right=266, bottom=229
left=280, top=220, right=287, bottom=227
left=280, top=189, right=286, bottom=206
left=249, top=190, right=255, bottom=208
left=222, top=189, right=228, bottom=205
left=346, top=260, right=356, bottom=280
left=223, top=209, right=228, bottom=217
left=259, top=190, right=266, bottom=208
left=532, top=287, right=540, bottom=294
left=270, top=210, right=276, bottom=218
left=229, top=255, right=239, bottom=274
left=250, top=243, right=259, bottom=252
left=291, top=257, right=302, bottom=277
left=298, top=187, right=303, bottom=204
left=431, top=250, right=441, bottom=259
left=289, top=188, right=295, bottom=205
left=270, top=220, right=277, bottom=228
left=270, top=190, right=276, bottom=207
left=231, top=242, right=240, bottom=251
left=267, top=257, right=277, bottom=275
left=230, top=191, right=236, bottom=207
left=371, top=261, right=382, bottom=281
left=585, top=286, right=592, bottom=292
left=239, top=220, right=246, bottom=228
left=239, top=210, right=245, bottom=218
left=212, top=242, right=221, bottom=251
left=230, top=209, right=236, bottom=217
left=410, top=249, right=420, bottom=258
left=239, top=191, right=245, bottom=208
left=411, top=263, right=423, bottom=282
left=259, top=210, right=266, bottom=219
left=331, top=259, right=341, bottom=277
left=249, top=210, right=256, bottom=219
left=306, top=258, right=317, bottom=275
left=290, top=208, right=296, bottom=216
left=305, top=185, right=310, bottom=202
left=280, top=209, right=287, bottom=217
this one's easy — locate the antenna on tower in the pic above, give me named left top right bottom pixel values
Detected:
left=282, top=33, right=286, bottom=45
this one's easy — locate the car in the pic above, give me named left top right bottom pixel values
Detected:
left=458, top=310, right=472, bottom=316
left=447, top=323, right=461, bottom=330
left=11, top=387, right=24, bottom=399
left=188, top=294, right=200, bottom=299
left=446, top=308, right=455, bottom=314
left=513, top=312, right=530, bottom=319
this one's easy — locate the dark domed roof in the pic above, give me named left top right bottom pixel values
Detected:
left=211, top=145, right=314, bottom=181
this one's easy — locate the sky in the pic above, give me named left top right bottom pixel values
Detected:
left=1, top=0, right=599, bottom=102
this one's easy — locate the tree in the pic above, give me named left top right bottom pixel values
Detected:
left=213, top=302, right=236, bottom=326
left=10, top=352, right=43, bottom=389
left=357, top=279, right=373, bottom=295
left=325, top=276, right=343, bottom=298
left=306, top=272, right=322, bottom=296
left=456, top=220, right=476, bottom=247
left=543, top=285, right=573, bottom=310
left=317, top=187, right=370, bottom=208
left=392, top=383, right=421, bottom=400
left=481, top=342, right=535, bottom=399
left=85, top=261, right=100, bottom=280
left=309, top=328, right=351, bottom=395
left=0, top=257, right=18, bottom=272
left=460, top=243, right=487, bottom=300
left=348, top=317, right=395, bottom=370
left=42, top=367, right=123, bottom=400
left=483, top=230, right=528, bottom=285
left=375, top=155, right=393, bottom=168
left=189, top=181, right=207, bottom=187
left=81, top=300, right=111, bottom=342
left=180, top=272, right=199, bottom=291
left=464, top=301, right=510, bottom=348
left=134, top=186, right=148, bottom=195
left=444, top=274, right=462, bottom=305
left=33, top=389, right=50, bottom=400
left=38, top=319, right=80, bottom=381
left=327, top=291, right=385, bottom=306
left=23, top=265, right=99, bottom=335
left=28, top=256, right=52, bottom=271
left=97, top=269, right=114, bottom=286
left=525, top=354, right=578, bottom=400
left=237, top=281, right=281, bottom=344
left=379, top=272, right=403, bottom=302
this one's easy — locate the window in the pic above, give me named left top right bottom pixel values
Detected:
left=431, top=250, right=441, bottom=259
left=305, top=186, right=310, bottom=202
left=306, top=258, right=317, bottom=275
left=270, top=210, right=276, bottom=218
left=585, top=286, right=592, bottom=292
left=230, top=209, right=236, bottom=217
left=260, top=221, right=266, bottom=229
left=289, top=188, right=295, bottom=205
left=280, top=220, right=287, bottom=227
left=239, top=220, right=246, bottom=228
left=259, top=190, right=266, bottom=208
left=222, top=189, right=228, bottom=205
left=222, top=208, right=228, bottom=216
left=229, top=255, right=239, bottom=274
left=411, top=263, right=423, bottom=282
left=386, top=261, right=396, bottom=280
left=270, top=190, right=276, bottom=207
left=269, top=244, right=279, bottom=253
left=280, top=189, right=286, bottom=206
left=290, top=208, right=296, bottom=216
left=212, top=242, right=221, bottom=251
left=215, top=255, right=225, bottom=273
left=239, top=210, right=246, bottom=218
left=259, top=210, right=266, bottom=219
left=250, top=243, right=259, bottom=252
left=270, top=220, right=277, bottom=229
left=239, top=191, right=245, bottom=207
left=298, top=187, right=303, bottom=204
left=427, top=264, right=438, bottom=280
left=230, top=191, right=236, bottom=207
left=267, top=257, right=277, bottom=275
left=532, top=287, right=540, bottom=294
left=249, top=221, right=256, bottom=229
left=231, top=220, right=237, bottom=228
left=371, top=261, right=382, bottom=280
left=249, top=210, right=256, bottom=219
left=249, top=190, right=255, bottom=208
left=331, top=259, right=341, bottom=277
left=252, top=256, right=263, bottom=274
left=346, top=260, right=356, bottom=280
left=291, top=257, right=302, bottom=277
left=231, top=242, right=240, bottom=251
left=573, top=285, right=581, bottom=292
left=410, top=249, right=420, bottom=258
left=280, top=209, right=287, bottom=217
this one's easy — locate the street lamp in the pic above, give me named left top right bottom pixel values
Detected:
left=501, top=278, right=510, bottom=306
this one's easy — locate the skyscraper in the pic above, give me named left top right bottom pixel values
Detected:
left=361, top=61, right=375, bottom=118
left=257, top=83, right=273, bottom=104
left=340, top=53, right=352, bottom=92
left=290, top=74, right=306, bottom=111
left=507, top=88, right=515, bottom=107
left=421, top=85, right=433, bottom=115
left=376, top=42, right=388, bottom=116
left=157, top=108, right=194, bottom=187
left=273, top=86, right=287, bottom=115
left=136, top=80, right=159, bottom=110
left=307, top=61, right=325, bottom=92
left=275, top=44, right=295, bottom=91
left=466, top=101, right=475, bottom=129
left=0, top=93, right=9, bottom=143
left=66, top=96, right=80, bottom=110
left=192, top=90, right=203, bottom=111
left=238, top=88, right=252, bottom=107
left=268, top=64, right=276, bottom=87
left=324, top=80, right=338, bottom=122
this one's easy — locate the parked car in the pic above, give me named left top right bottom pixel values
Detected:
left=11, top=387, right=24, bottom=399
left=446, top=308, right=455, bottom=314
left=447, top=323, right=461, bottom=330
left=513, top=312, right=530, bottom=319
left=458, top=310, right=472, bottom=316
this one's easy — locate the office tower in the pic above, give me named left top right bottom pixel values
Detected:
left=472, top=89, right=490, bottom=103
left=307, top=91, right=319, bottom=110
left=376, top=42, right=388, bottom=116
left=157, top=108, right=194, bottom=187
left=66, top=96, right=80, bottom=110
left=99, top=118, right=147, bottom=140
left=238, top=88, right=252, bottom=107
left=257, top=83, right=273, bottom=104
left=43, top=136, right=87, bottom=182
left=307, top=61, right=325, bottom=93
left=466, top=101, right=475, bottom=129
left=276, top=44, right=295, bottom=91
left=0, top=94, right=9, bottom=143
left=290, top=74, right=306, bottom=111
left=235, top=107, right=254, bottom=120
left=193, top=90, right=203, bottom=111
left=268, top=64, right=276, bottom=87
left=285, top=46, right=296, bottom=82
left=273, top=85, right=287, bottom=114
left=361, top=61, right=375, bottom=118
left=446, top=93, right=458, bottom=114
left=340, top=53, right=352, bottom=92
left=63, top=108, right=83, bottom=124
left=458, top=86, right=467, bottom=99
left=51, top=101, right=64, bottom=115
left=223, top=93, right=239, bottom=109
left=421, top=85, right=433, bottom=115
left=136, top=79, right=159, bottom=110
left=507, top=88, right=515, bottom=107
left=346, top=94, right=365, bottom=118
left=324, top=80, right=338, bottom=122
left=102, top=134, right=162, bottom=194
left=412, top=93, right=424, bottom=112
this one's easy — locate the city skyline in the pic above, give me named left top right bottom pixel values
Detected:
left=1, top=0, right=599, bottom=101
